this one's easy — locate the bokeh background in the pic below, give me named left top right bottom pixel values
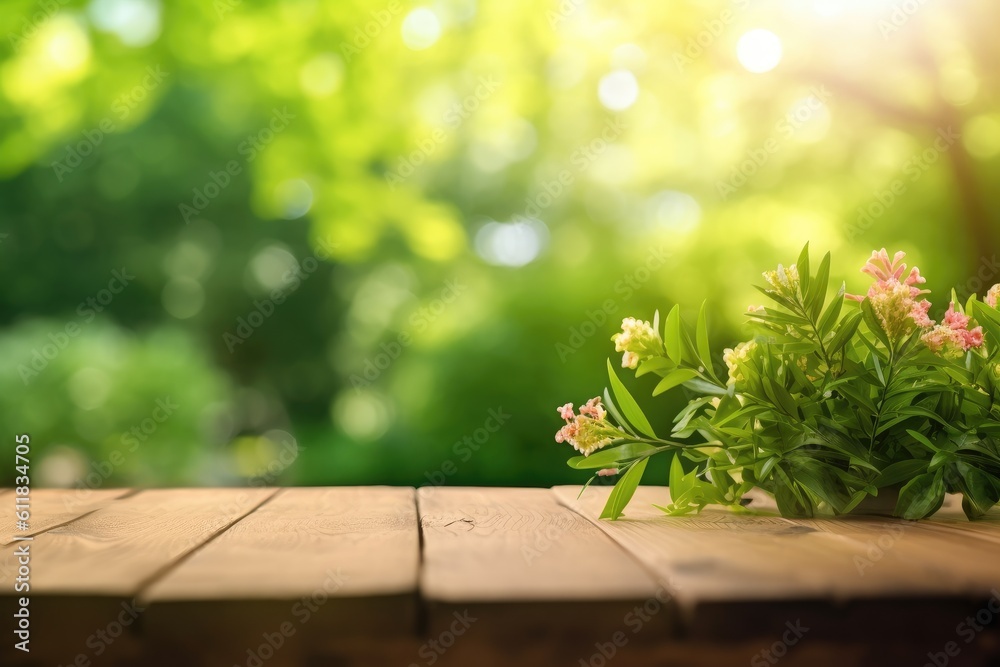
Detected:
left=1, top=0, right=998, bottom=488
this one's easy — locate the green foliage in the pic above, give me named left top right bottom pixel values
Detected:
left=569, top=245, right=1000, bottom=521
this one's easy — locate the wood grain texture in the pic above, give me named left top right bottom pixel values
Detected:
left=419, top=487, right=659, bottom=602
left=140, top=487, right=420, bottom=667
left=3, top=488, right=132, bottom=545
left=0, top=487, right=275, bottom=596
left=143, top=486, right=417, bottom=601
left=553, top=485, right=1000, bottom=614
left=418, top=487, right=672, bottom=661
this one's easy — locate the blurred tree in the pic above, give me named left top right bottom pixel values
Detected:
left=0, top=0, right=997, bottom=487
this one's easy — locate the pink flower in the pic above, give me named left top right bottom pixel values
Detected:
left=846, top=249, right=934, bottom=339
left=578, top=397, right=607, bottom=420
left=597, top=468, right=619, bottom=477
left=943, top=305, right=970, bottom=330
left=554, top=397, right=618, bottom=456
left=922, top=302, right=984, bottom=358
left=986, top=284, right=1000, bottom=309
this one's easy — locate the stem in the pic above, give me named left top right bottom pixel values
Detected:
left=791, top=299, right=835, bottom=372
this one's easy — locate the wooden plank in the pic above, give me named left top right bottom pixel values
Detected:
left=3, top=488, right=132, bottom=545
left=0, top=487, right=274, bottom=595
left=143, top=487, right=417, bottom=600
left=419, top=487, right=658, bottom=602
left=554, top=485, right=1000, bottom=645
left=141, top=487, right=420, bottom=667
left=414, top=487, right=672, bottom=664
left=0, top=488, right=274, bottom=667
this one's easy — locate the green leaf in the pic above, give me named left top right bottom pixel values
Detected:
left=956, top=463, right=1000, bottom=520
left=696, top=302, right=720, bottom=383
left=669, top=454, right=687, bottom=498
left=602, top=388, right=634, bottom=438
left=906, top=429, right=941, bottom=453
left=797, top=243, right=810, bottom=296
left=828, top=311, right=863, bottom=355
left=567, top=442, right=661, bottom=469
left=600, top=457, right=649, bottom=520
left=894, top=470, right=945, bottom=520
left=664, top=305, right=683, bottom=364
left=607, top=359, right=657, bottom=438
left=635, top=356, right=675, bottom=378
left=817, top=283, right=846, bottom=335
left=806, top=252, right=831, bottom=318
left=653, top=369, right=700, bottom=396
left=874, top=459, right=928, bottom=487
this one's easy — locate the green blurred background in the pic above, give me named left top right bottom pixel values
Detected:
left=1, top=0, right=998, bottom=488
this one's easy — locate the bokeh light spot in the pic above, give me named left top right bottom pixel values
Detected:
left=88, top=0, right=162, bottom=47
left=737, top=29, right=783, bottom=73
left=474, top=220, right=548, bottom=267
left=402, top=8, right=442, bottom=50
left=598, top=69, right=639, bottom=111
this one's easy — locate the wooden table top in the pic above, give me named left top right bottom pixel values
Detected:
left=2, top=486, right=999, bottom=667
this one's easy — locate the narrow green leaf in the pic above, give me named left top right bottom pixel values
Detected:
left=567, top=442, right=660, bottom=469
left=602, top=388, right=635, bottom=438
left=806, top=251, right=831, bottom=318
left=797, top=243, right=810, bottom=296
left=817, top=283, right=845, bottom=335
left=664, top=305, right=682, bottom=364
left=635, top=356, right=675, bottom=378
left=653, top=369, right=700, bottom=396
left=828, top=311, right=863, bottom=355
left=696, top=302, right=720, bottom=383
left=607, top=359, right=657, bottom=438
left=600, top=457, right=649, bottom=520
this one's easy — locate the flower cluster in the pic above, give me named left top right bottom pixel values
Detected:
left=762, top=264, right=800, bottom=298
left=988, top=284, right=1000, bottom=309
left=722, top=340, right=757, bottom=385
left=555, top=397, right=620, bottom=456
left=612, top=317, right=663, bottom=369
left=847, top=249, right=933, bottom=339
left=922, top=303, right=985, bottom=359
